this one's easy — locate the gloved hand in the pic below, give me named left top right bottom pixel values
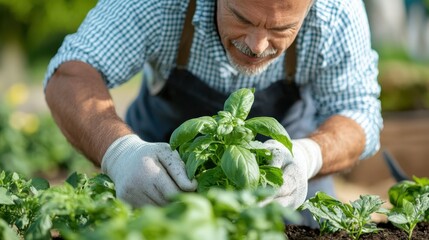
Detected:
left=101, top=134, right=197, bottom=208
left=261, top=138, right=323, bottom=209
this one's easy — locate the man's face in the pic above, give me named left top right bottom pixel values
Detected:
left=217, top=0, right=311, bottom=76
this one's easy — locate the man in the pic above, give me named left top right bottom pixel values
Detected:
left=44, top=0, right=382, bottom=226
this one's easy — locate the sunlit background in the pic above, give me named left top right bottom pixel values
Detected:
left=0, top=0, right=428, bottom=205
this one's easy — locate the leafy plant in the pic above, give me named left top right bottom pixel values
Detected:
left=0, top=171, right=122, bottom=239
left=388, top=193, right=429, bottom=240
left=0, top=98, right=96, bottom=177
left=388, top=176, right=429, bottom=221
left=387, top=176, right=429, bottom=239
left=300, top=191, right=386, bottom=240
left=169, top=88, right=292, bottom=192
left=0, top=218, right=19, bottom=240
left=1, top=171, right=301, bottom=240
left=0, top=171, right=49, bottom=235
left=66, top=188, right=301, bottom=240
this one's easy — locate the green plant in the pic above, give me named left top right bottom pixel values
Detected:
left=169, top=88, right=292, bottom=192
left=387, top=176, right=429, bottom=239
left=0, top=171, right=49, bottom=235
left=0, top=218, right=19, bottom=240
left=0, top=170, right=121, bottom=239
left=0, top=100, right=96, bottom=177
left=0, top=171, right=300, bottom=240
left=388, top=176, right=429, bottom=221
left=65, top=188, right=301, bottom=240
left=300, top=191, right=386, bottom=240
left=388, top=193, right=429, bottom=240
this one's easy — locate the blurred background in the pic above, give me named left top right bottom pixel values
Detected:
left=0, top=0, right=428, bottom=209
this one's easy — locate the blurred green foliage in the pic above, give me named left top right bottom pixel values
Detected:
left=0, top=84, right=97, bottom=178
left=376, top=47, right=429, bottom=112
left=378, top=60, right=429, bottom=111
left=0, top=0, right=97, bottom=62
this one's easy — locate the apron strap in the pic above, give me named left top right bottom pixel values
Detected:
left=285, top=40, right=297, bottom=84
left=176, top=0, right=297, bottom=80
left=177, top=0, right=196, bottom=68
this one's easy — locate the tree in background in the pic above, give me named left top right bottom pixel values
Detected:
left=0, top=0, right=97, bottom=62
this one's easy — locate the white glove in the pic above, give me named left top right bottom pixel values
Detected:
left=261, top=138, right=323, bottom=209
left=101, top=134, right=197, bottom=208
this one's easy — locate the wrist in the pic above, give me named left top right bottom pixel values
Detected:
left=293, top=138, right=323, bottom=179
left=101, top=134, right=148, bottom=175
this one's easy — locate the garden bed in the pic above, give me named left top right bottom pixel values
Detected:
left=286, top=222, right=429, bottom=239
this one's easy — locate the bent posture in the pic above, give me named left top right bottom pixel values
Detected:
left=44, top=0, right=382, bottom=226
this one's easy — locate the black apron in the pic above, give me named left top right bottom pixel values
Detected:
left=125, top=0, right=335, bottom=228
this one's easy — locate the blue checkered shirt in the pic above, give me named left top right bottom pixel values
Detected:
left=44, top=0, right=383, bottom=160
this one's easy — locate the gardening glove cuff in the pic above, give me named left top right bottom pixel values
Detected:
left=262, top=138, right=323, bottom=209
left=292, top=138, right=323, bottom=179
left=101, top=134, right=197, bottom=208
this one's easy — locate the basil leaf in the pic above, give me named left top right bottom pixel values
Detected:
left=245, top=117, right=292, bottom=152
left=0, top=187, right=14, bottom=205
left=197, top=167, right=226, bottom=193
left=220, top=145, right=259, bottom=189
left=259, top=166, right=283, bottom=188
left=186, top=153, right=203, bottom=180
left=30, top=178, right=50, bottom=191
left=217, top=123, right=234, bottom=136
left=186, top=135, right=214, bottom=154
left=388, top=213, right=409, bottom=224
left=170, top=116, right=216, bottom=150
left=223, top=88, right=254, bottom=120
left=0, top=219, right=19, bottom=240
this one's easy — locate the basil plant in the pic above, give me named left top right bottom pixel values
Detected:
left=169, top=88, right=292, bottom=192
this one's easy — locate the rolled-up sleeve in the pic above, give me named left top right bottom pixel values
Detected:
left=311, top=0, right=383, bottom=160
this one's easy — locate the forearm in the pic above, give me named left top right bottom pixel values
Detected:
left=45, top=61, right=133, bottom=166
left=309, top=115, right=365, bottom=176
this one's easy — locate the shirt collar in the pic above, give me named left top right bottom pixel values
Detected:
left=192, top=0, right=230, bottom=65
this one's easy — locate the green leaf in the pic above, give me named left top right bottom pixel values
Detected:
left=197, top=167, right=226, bottom=193
left=388, top=181, right=412, bottom=207
left=184, top=136, right=215, bottom=179
left=223, top=126, right=254, bottom=145
left=185, top=135, right=214, bottom=156
left=65, top=172, right=84, bottom=188
left=220, top=145, right=260, bottom=189
left=0, top=219, right=19, bottom=240
left=245, top=117, right=292, bottom=152
left=185, top=153, right=202, bottom=179
left=31, top=177, right=50, bottom=191
left=170, top=117, right=216, bottom=150
left=25, top=214, right=52, bottom=240
left=388, top=213, right=409, bottom=224
left=217, top=123, right=234, bottom=136
left=259, top=166, right=283, bottom=188
left=0, top=187, right=14, bottom=205
left=413, top=176, right=429, bottom=186
left=351, top=195, right=384, bottom=219
left=223, top=88, right=254, bottom=120
left=206, top=189, right=242, bottom=213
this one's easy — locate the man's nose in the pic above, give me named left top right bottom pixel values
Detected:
left=245, top=29, right=269, bottom=56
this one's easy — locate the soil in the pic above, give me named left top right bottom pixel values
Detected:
left=285, top=222, right=429, bottom=240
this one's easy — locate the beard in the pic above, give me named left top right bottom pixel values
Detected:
left=226, top=39, right=278, bottom=76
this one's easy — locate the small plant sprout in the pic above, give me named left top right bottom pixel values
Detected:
left=300, top=192, right=386, bottom=240
left=388, top=192, right=429, bottom=240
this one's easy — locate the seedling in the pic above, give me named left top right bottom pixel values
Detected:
left=388, top=176, right=429, bottom=221
left=300, top=191, right=386, bottom=240
left=387, top=176, right=429, bottom=239
left=388, top=193, right=429, bottom=240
